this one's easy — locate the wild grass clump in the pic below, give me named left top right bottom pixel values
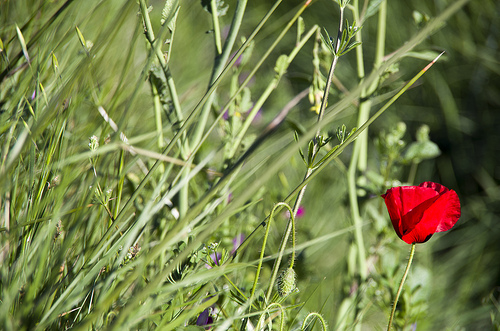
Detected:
left=1, top=0, right=498, bottom=330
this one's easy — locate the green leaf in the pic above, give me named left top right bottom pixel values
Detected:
left=412, top=10, right=430, bottom=26
left=51, top=53, right=59, bottom=74
left=75, top=26, right=86, bottom=49
left=404, top=50, right=447, bottom=62
left=339, top=41, right=362, bottom=56
left=298, top=148, right=306, bottom=165
left=161, top=0, right=179, bottom=26
left=365, top=0, right=385, bottom=20
left=238, top=87, right=252, bottom=114
left=16, top=24, right=30, bottom=62
left=404, top=124, right=441, bottom=163
left=307, top=140, right=314, bottom=165
left=297, top=16, right=305, bottom=42
left=312, top=145, right=339, bottom=168
left=347, top=127, right=357, bottom=139
left=167, top=6, right=180, bottom=31
left=320, top=28, right=334, bottom=54
left=274, top=54, right=289, bottom=77
left=404, top=141, right=441, bottom=163
left=238, top=38, right=254, bottom=67
left=336, top=124, right=347, bottom=143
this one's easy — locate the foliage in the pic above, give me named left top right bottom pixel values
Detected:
left=0, top=0, right=498, bottom=330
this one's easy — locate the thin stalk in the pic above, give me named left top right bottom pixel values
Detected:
left=347, top=140, right=367, bottom=280
left=178, top=0, right=247, bottom=217
left=349, top=0, right=370, bottom=282
left=407, top=161, right=418, bottom=185
left=387, top=243, right=416, bottom=331
left=265, top=169, right=307, bottom=303
left=210, top=0, right=223, bottom=55
left=265, top=2, right=344, bottom=304
left=346, top=0, right=388, bottom=284
left=256, top=303, right=285, bottom=331
left=354, top=0, right=387, bottom=171
left=139, top=0, right=183, bottom=128
left=251, top=203, right=295, bottom=301
left=302, top=312, right=328, bottom=331
left=151, top=82, right=164, bottom=148
left=190, top=0, right=248, bottom=149
left=375, top=0, right=387, bottom=67
left=113, top=150, right=125, bottom=219
left=228, top=25, right=319, bottom=159
left=316, top=6, right=344, bottom=125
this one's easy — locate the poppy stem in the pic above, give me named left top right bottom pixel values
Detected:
left=387, top=243, right=416, bottom=331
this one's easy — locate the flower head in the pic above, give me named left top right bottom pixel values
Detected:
left=382, top=181, right=461, bottom=244
left=231, top=233, right=245, bottom=254
left=196, top=307, right=214, bottom=329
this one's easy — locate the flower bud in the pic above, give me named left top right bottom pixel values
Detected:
left=277, top=268, right=296, bottom=297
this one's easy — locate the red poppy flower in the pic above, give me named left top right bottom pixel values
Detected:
left=382, top=182, right=461, bottom=244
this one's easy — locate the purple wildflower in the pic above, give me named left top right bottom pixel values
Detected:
left=285, top=206, right=305, bottom=219
left=231, top=233, right=245, bottom=254
left=196, top=307, right=214, bottom=329
left=205, top=252, right=222, bottom=269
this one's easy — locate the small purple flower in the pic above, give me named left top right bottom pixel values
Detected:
left=196, top=296, right=217, bottom=329
left=296, top=206, right=305, bottom=218
left=231, top=233, right=245, bottom=254
left=205, top=252, right=222, bottom=269
left=285, top=206, right=305, bottom=219
left=196, top=307, right=214, bottom=329
left=222, top=109, right=229, bottom=120
left=230, top=51, right=243, bottom=67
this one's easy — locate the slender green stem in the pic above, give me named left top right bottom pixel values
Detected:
left=252, top=203, right=295, bottom=302
left=346, top=0, right=388, bottom=284
left=348, top=0, right=369, bottom=284
left=139, top=0, right=183, bottom=128
left=375, top=0, right=387, bottom=66
left=210, top=0, right=223, bottom=55
left=302, top=312, right=328, bottom=331
left=151, top=82, right=164, bottom=148
left=265, top=169, right=308, bottom=303
left=190, top=0, right=248, bottom=149
left=228, top=25, right=318, bottom=159
left=317, top=53, right=339, bottom=126
left=316, top=5, right=343, bottom=125
left=113, top=149, right=125, bottom=219
left=387, top=243, right=416, bottom=331
left=264, top=2, right=346, bottom=303
left=407, top=161, right=418, bottom=185
left=178, top=0, right=247, bottom=217
left=257, top=303, right=285, bottom=331
left=347, top=141, right=367, bottom=280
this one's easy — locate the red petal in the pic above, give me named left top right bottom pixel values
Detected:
left=382, top=185, right=439, bottom=241
left=382, top=182, right=461, bottom=244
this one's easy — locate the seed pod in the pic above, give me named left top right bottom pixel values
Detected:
left=277, top=268, right=296, bottom=297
